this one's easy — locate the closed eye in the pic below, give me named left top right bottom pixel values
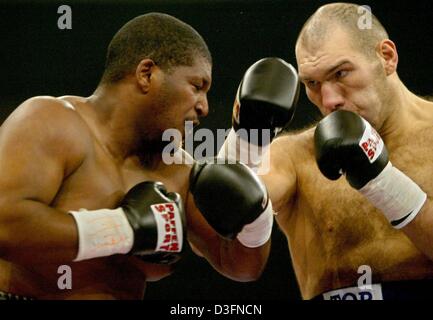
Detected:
left=192, top=83, right=203, bottom=91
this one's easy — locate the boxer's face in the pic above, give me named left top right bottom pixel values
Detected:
left=154, top=56, right=212, bottom=138
left=296, top=27, right=390, bottom=129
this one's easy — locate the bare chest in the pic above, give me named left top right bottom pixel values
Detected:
left=279, top=131, right=433, bottom=297
left=294, top=131, right=433, bottom=245
left=52, top=145, right=189, bottom=212
left=23, top=144, right=190, bottom=297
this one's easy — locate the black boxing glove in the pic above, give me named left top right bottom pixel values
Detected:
left=233, top=57, right=299, bottom=143
left=70, top=181, right=186, bottom=263
left=314, top=110, right=426, bottom=228
left=314, top=110, right=389, bottom=188
left=190, top=159, right=273, bottom=247
left=121, top=181, right=186, bottom=264
left=219, top=57, right=299, bottom=172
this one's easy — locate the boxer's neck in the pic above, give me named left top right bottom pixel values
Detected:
left=87, top=83, right=159, bottom=163
left=380, top=80, right=425, bottom=150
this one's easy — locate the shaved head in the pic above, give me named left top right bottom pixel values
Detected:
left=296, top=3, right=389, bottom=59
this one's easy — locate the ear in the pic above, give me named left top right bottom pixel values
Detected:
left=376, top=39, right=398, bottom=76
left=135, top=59, right=157, bottom=93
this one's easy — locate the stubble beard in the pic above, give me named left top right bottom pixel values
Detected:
left=371, top=63, right=394, bottom=132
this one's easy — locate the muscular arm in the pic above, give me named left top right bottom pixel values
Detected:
left=314, top=110, right=433, bottom=261
left=259, top=135, right=297, bottom=215
left=187, top=135, right=299, bottom=281
left=186, top=193, right=270, bottom=281
left=174, top=149, right=269, bottom=281
left=0, top=97, right=87, bottom=265
left=401, top=200, right=433, bottom=260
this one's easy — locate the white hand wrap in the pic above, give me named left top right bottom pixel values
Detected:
left=69, top=208, right=134, bottom=261
left=236, top=200, right=274, bottom=248
left=359, top=162, right=427, bottom=229
left=218, top=128, right=271, bottom=174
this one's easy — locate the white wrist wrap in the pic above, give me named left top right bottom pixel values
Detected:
left=69, top=208, right=134, bottom=261
left=218, top=128, right=271, bottom=174
left=359, top=162, right=427, bottom=229
left=236, top=200, right=274, bottom=248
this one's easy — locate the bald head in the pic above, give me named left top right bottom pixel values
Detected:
left=296, top=3, right=389, bottom=59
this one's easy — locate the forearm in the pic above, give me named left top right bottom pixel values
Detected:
left=218, top=238, right=271, bottom=282
left=315, top=111, right=433, bottom=258
left=189, top=230, right=270, bottom=281
left=401, top=199, right=433, bottom=260
left=0, top=199, right=78, bottom=265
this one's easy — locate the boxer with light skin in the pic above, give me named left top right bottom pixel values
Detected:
left=221, top=3, right=433, bottom=299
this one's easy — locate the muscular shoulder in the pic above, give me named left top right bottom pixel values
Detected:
left=6, top=96, right=82, bottom=122
left=272, top=127, right=315, bottom=162
left=1, top=96, right=91, bottom=171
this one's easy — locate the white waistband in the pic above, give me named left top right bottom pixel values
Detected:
left=321, top=284, right=383, bottom=300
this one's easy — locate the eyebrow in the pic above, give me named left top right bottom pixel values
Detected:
left=325, top=60, right=352, bottom=77
left=300, top=59, right=352, bottom=82
left=203, top=76, right=211, bottom=86
left=189, top=74, right=210, bottom=85
left=201, top=76, right=212, bottom=89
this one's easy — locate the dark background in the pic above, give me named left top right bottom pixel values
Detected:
left=1, top=0, right=432, bottom=300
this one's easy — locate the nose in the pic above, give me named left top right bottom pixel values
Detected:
left=320, top=82, right=345, bottom=114
left=195, top=94, right=209, bottom=117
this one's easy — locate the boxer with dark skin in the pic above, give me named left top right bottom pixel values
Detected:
left=0, top=13, right=271, bottom=300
